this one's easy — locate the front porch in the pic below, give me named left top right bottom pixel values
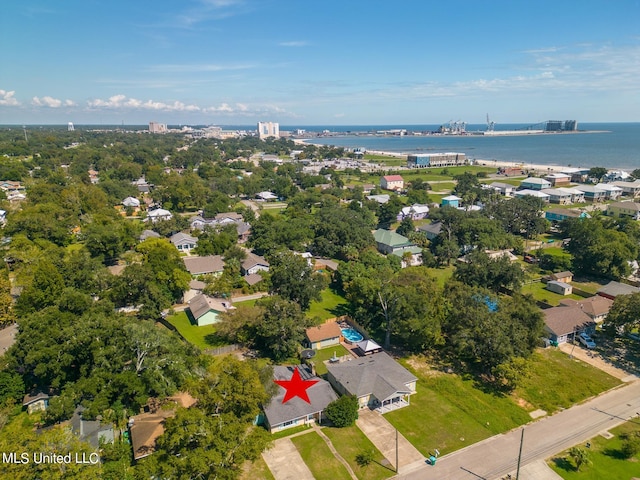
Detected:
left=374, top=396, right=410, bottom=414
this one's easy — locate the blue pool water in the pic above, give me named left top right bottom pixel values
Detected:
left=341, top=328, right=363, bottom=343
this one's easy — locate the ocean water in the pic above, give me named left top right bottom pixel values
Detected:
left=295, top=123, right=640, bottom=170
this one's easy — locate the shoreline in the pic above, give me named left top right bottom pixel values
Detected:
left=294, top=139, right=633, bottom=174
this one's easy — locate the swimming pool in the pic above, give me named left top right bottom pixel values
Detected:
left=341, top=328, right=363, bottom=343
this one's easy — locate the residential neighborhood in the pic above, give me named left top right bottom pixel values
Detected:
left=0, top=126, right=640, bottom=480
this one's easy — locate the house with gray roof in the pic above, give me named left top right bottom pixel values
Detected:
left=326, top=352, right=417, bottom=412
left=170, top=232, right=198, bottom=253
left=183, top=255, right=225, bottom=276
left=187, top=293, right=233, bottom=326
left=596, top=281, right=640, bottom=300
left=263, top=365, right=338, bottom=433
left=71, top=407, right=115, bottom=448
left=241, top=252, right=270, bottom=275
left=418, top=221, right=443, bottom=241
left=543, top=305, right=596, bottom=344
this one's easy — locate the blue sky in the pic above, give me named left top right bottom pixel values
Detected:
left=1, top=0, right=639, bottom=125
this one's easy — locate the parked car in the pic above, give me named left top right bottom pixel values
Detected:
left=578, top=332, right=596, bottom=349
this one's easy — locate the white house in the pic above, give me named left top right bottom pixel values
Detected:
left=397, top=204, right=429, bottom=221
left=520, top=177, right=552, bottom=190
left=146, top=208, right=172, bottom=223
left=170, top=232, right=198, bottom=253
left=122, top=196, right=141, bottom=208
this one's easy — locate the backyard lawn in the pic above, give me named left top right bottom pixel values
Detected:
left=548, top=422, right=640, bottom=479
left=312, top=344, right=351, bottom=376
left=307, top=288, right=349, bottom=321
left=324, top=425, right=395, bottom=480
left=165, top=311, right=227, bottom=349
left=291, top=431, right=353, bottom=480
left=522, top=280, right=585, bottom=306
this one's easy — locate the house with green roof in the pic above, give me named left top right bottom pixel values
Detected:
left=373, top=229, right=413, bottom=254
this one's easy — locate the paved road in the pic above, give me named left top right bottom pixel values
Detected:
left=397, top=380, right=640, bottom=480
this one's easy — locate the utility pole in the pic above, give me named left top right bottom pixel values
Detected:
left=516, top=428, right=524, bottom=480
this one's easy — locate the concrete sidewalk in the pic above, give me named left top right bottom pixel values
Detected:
left=356, top=409, right=424, bottom=473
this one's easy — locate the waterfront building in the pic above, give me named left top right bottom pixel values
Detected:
left=257, top=121, right=279, bottom=139
left=407, top=152, right=467, bottom=168
left=520, top=177, right=552, bottom=191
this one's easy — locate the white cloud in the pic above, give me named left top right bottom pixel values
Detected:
left=87, top=94, right=201, bottom=112
left=32, top=96, right=71, bottom=108
left=0, top=90, right=20, bottom=106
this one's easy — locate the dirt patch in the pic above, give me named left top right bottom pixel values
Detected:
left=513, top=396, right=535, bottom=410
left=405, top=355, right=445, bottom=378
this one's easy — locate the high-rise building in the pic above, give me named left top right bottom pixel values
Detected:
left=149, top=122, right=167, bottom=134
left=257, top=122, right=279, bottom=139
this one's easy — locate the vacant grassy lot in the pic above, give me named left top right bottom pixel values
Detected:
left=384, top=349, right=621, bottom=457
left=384, top=358, right=531, bottom=456
left=165, top=311, right=227, bottom=349
left=324, top=426, right=395, bottom=480
left=307, top=288, right=349, bottom=321
left=291, top=431, right=353, bottom=480
left=548, top=422, right=640, bottom=479
left=513, top=349, right=621, bottom=414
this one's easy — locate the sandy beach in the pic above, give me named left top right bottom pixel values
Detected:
left=294, top=139, right=614, bottom=175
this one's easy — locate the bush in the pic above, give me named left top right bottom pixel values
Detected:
left=620, top=431, right=640, bottom=459
left=355, top=449, right=374, bottom=467
left=324, top=395, right=358, bottom=427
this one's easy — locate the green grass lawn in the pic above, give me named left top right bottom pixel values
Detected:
left=521, top=280, right=585, bottom=306
left=270, top=424, right=312, bottom=440
left=323, top=426, right=395, bottom=480
left=291, top=431, right=353, bottom=480
left=312, top=344, right=351, bottom=376
left=384, top=358, right=532, bottom=456
left=428, top=181, right=456, bottom=193
left=424, top=266, right=454, bottom=288
left=513, top=349, right=621, bottom=414
left=165, top=311, right=227, bottom=349
left=548, top=422, right=640, bottom=479
left=307, top=288, right=349, bottom=321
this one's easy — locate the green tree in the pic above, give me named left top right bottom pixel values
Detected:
left=569, top=446, right=591, bottom=471
left=562, top=217, right=637, bottom=279
left=396, top=217, right=415, bottom=237
left=604, top=292, right=640, bottom=334
left=325, top=395, right=359, bottom=427
left=268, top=251, right=327, bottom=311
left=15, top=259, right=65, bottom=315
left=588, top=166, right=608, bottom=183
left=454, top=249, right=524, bottom=293
left=312, top=205, right=375, bottom=260
left=254, top=296, right=312, bottom=361
left=0, top=371, right=24, bottom=406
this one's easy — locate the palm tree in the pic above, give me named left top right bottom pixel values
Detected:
left=569, top=446, right=592, bottom=471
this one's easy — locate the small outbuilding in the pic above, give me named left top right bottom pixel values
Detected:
left=305, top=322, right=343, bottom=350
left=546, top=280, right=573, bottom=295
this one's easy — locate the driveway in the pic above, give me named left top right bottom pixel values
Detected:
left=558, top=342, right=637, bottom=382
left=397, top=379, right=640, bottom=479
left=262, top=438, right=314, bottom=480
left=0, top=323, right=17, bottom=354
left=356, top=409, right=424, bottom=473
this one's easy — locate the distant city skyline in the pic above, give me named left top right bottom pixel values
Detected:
left=1, top=0, right=639, bottom=125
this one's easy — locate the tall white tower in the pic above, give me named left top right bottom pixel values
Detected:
left=68, top=122, right=75, bottom=131
left=257, top=121, right=279, bottom=139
